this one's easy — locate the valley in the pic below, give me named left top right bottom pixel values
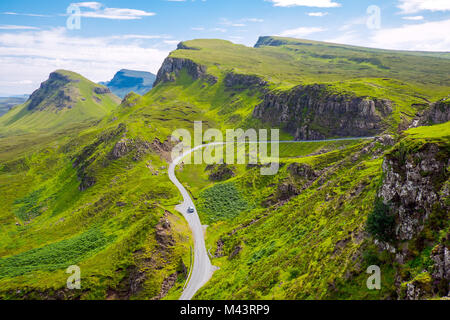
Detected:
left=0, top=36, right=448, bottom=301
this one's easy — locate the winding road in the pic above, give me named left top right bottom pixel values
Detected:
left=168, top=137, right=374, bottom=300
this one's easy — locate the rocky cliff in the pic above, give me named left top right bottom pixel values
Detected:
left=380, top=143, right=448, bottom=242
left=253, top=84, right=393, bottom=140
left=27, top=72, right=76, bottom=111
left=417, top=98, right=450, bottom=126
left=153, top=56, right=216, bottom=87
left=375, top=140, right=449, bottom=299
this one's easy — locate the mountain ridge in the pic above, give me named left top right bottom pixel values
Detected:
left=0, top=70, right=121, bottom=137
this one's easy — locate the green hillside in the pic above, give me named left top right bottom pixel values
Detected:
left=154, top=37, right=450, bottom=137
left=0, top=70, right=121, bottom=137
left=0, top=37, right=448, bottom=300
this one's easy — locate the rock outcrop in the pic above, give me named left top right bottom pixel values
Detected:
left=27, top=72, right=76, bottom=111
left=177, top=41, right=200, bottom=50
left=252, top=84, right=393, bottom=140
left=73, top=123, right=127, bottom=191
left=373, top=140, right=449, bottom=299
left=120, top=92, right=142, bottom=108
left=224, top=72, right=267, bottom=91
left=417, top=98, right=450, bottom=126
left=431, top=244, right=450, bottom=294
left=153, top=57, right=217, bottom=87
left=206, top=164, right=236, bottom=181
left=93, top=86, right=111, bottom=95
left=379, top=143, right=448, bottom=241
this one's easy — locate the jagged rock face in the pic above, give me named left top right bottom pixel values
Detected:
left=153, top=57, right=217, bottom=87
left=27, top=72, right=76, bottom=111
left=431, top=245, right=450, bottom=293
left=177, top=41, right=199, bottom=50
left=379, top=143, right=449, bottom=241
left=121, top=93, right=141, bottom=108
left=93, top=87, right=111, bottom=95
left=224, top=73, right=267, bottom=91
left=109, top=138, right=133, bottom=160
left=288, top=163, right=318, bottom=180
left=206, top=164, right=236, bottom=182
left=418, top=98, right=450, bottom=126
left=252, top=84, right=393, bottom=140
left=73, top=123, right=127, bottom=191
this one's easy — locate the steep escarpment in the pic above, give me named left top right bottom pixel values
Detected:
left=380, top=143, right=448, bottom=242
left=417, top=98, right=450, bottom=126
left=253, top=84, right=393, bottom=140
left=27, top=72, right=75, bottom=111
left=154, top=56, right=216, bottom=87
left=367, top=134, right=449, bottom=299
left=224, top=72, right=267, bottom=91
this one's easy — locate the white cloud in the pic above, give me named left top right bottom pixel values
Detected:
left=402, top=15, right=424, bottom=20
left=212, top=28, right=227, bottom=33
left=278, top=26, right=327, bottom=38
left=3, top=12, right=50, bottom=17
left=328, top=19, right=450, bottom=52
left=338, top=16, right=367, bottom=31
left=307, top=12, right=328, bottom=17
left=370, top=19, right=450, bottom=51
left=72, top=2, right=155, bottom=20
left=397, top=0, right=450, bottom=14
left=73, top=2, right=103, bottom=10
left=219, top=18, right=247, bottom=27
left=243, top=18, right=264, bottom=23
left=269, top=0, right=340, bottom=8
left=0, top=25, right=40, bottom=30
left=163, top=40, right=181, bottom=45
left=0, top=28, right=170, bottom=95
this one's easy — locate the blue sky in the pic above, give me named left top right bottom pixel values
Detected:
left=0, top=0, right=449, bottom=95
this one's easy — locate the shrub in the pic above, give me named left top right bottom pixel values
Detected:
left=366, top=198, right=396, bottom=242
left=392, top=142, right=408, bottom=166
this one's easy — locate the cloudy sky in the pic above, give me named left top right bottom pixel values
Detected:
left=0, top=0, right=449, bottom=95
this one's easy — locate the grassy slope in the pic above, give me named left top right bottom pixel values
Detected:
left=170, top=37, right=450, bottom=129
left=177, top=140, right=387, bottom=299
left=0, top=37, right=449, bottom=300
left=174, top=122, right=448, bottom=300
left=0, top=70, right=121, bottom=137
left=0, top=89, right=196, bottom=299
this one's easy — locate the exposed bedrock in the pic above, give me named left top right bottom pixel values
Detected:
left=252, top=84, right=393, bottom=140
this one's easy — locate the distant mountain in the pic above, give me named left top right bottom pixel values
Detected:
left=100, top=69, right=156, bottom=98
left=0, top=70, right=120, bottom=136
left=0, top=95, right=28, bottom=117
